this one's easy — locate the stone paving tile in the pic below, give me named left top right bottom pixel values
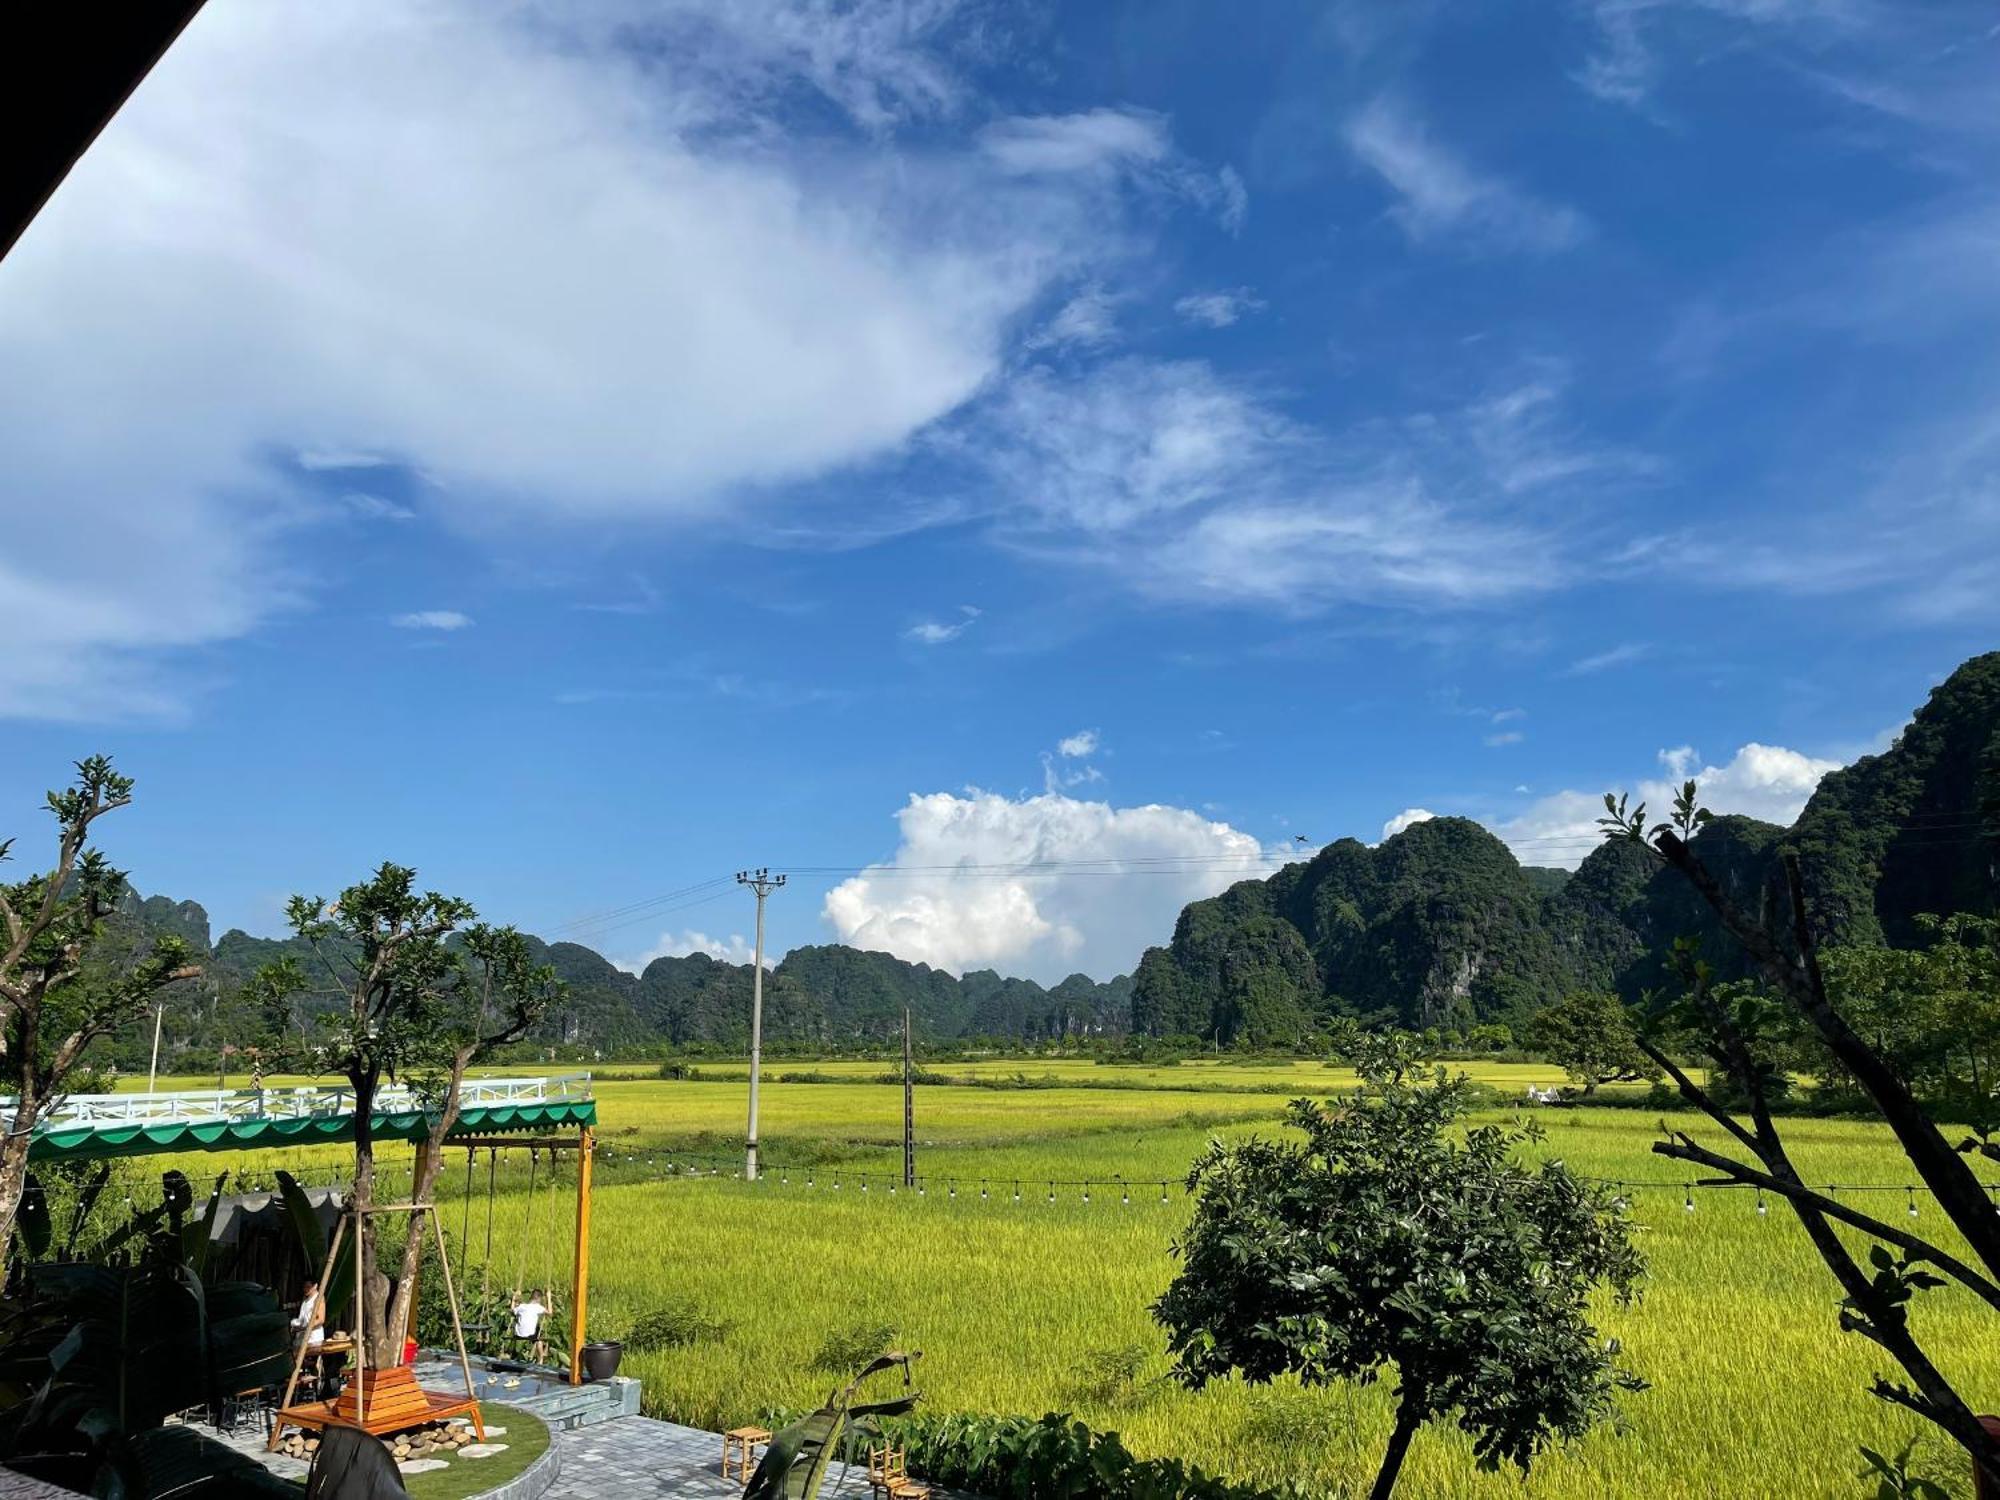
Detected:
left=541, top=1418, right=900, bottom=1500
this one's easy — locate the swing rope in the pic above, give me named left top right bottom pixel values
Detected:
left=513, top=1148, right=539, bottom=1297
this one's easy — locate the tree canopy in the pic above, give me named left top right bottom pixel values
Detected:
left=1154, top=1036, right=1644, bottom=1499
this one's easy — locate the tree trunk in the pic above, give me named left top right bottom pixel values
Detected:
left=0, top=1102, right=37, bottom=1282
left=1368, top=1402, right=1421, bottom=1500
left=381, top=1055, right=469, bottom=1365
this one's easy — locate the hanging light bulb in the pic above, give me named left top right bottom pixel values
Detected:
left=1121, top=1186, right=1130, bottom=1206
left=1047, top=1182, right=1055, bottom=1204
left=1160, top=1182, right=1169, bottom=1203
left=1012, top=1182, right=1021, bottom=1202
left=1082, top=1186, right=1090, bottom=1204
left=863, top=1178, right=870, bottom=1193
left=1683, top=1186, right=1695, bottom=1213
left=1908, top=1187, right=1919, bottom=1219
left=948, top=1183, right=956, bottom=1199
left=918, top=1180, right=925, bottom=1196
left=807, top=1172, right=815, bottom=1189
left=1756, top=1188, right=1768, bottom=1215
left=980, top=1182, right=989, bottom=1201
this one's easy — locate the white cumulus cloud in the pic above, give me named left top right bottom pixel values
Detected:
left=1380, top=808, right=1438, bottom=842
left=1491, top=741, right=1844, bottom=868
left=1057, top=729, right=1100, bottom=757
left=617, top=929, right=772, bottom=974
left=822, top=789, right=1278, bottom=981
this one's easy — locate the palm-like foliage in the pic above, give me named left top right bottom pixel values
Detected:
left=744, top=1352, right=922, bottom=1500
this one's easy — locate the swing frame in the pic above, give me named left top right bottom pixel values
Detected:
left=268, top=1197, right=487, bottom=1449
left=452, top=1127, right=595, bottom=1384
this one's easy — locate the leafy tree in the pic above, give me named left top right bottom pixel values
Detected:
left=1154, top=1034, right=1644, bottom=1500
left=1527, top=990, right=1658, bottom=1095
left=248, top=864, right=560, bottom=1367
left=0, top=759, right=197, bottom=1277
left=1817, top=915, right=2000, bottom=1132
left=1600, top=781, right=2000, bottom=1486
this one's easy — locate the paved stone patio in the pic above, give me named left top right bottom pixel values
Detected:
left=542, top=1417, right=950, bottom=1500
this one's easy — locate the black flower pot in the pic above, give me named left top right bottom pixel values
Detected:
left=580, top=1340, right=623, bottom=1381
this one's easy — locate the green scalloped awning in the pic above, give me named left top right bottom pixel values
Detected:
left=27, top=1098, right=595, bottom=1162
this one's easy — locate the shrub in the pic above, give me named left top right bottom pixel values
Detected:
left=808, top=1319, right=899, bottom=1375
left=1066, top=1343, right=1153, bottom=1408
left=624, top=1297, right=731, bottom=1351
left=890, top=1412, right=1309, bottom=1500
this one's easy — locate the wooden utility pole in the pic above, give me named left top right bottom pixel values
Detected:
left=735, top=870, right=785, bottom=1181
left=568, top=1123, right=594, bottom=1384
left=902, top=1006, right=915, bottom=1189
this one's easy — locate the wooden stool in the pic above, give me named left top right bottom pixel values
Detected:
left=888, top=1481, right=930, bottom=1500
left=723, top=1425, right=771, bottom=1484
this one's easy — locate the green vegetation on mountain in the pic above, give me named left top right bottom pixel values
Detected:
left=86, top=902, right=1136, bottom=1071
left=1131, top=652, right=2000, bottom=1044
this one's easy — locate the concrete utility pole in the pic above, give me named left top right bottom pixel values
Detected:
left=146, top=1001, right=165, bottom=1094
left=736, top=868, right=786, bottom=1180
left=903, top=1006, right=915, bottom=1188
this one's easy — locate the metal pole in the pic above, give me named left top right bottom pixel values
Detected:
left=146, top=1002, right=164, bottom=1094
left=735, top=869, right=784, bottom=1181
left=903, top=1006, right=915, bottom=1188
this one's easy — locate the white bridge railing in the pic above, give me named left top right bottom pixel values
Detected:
left=5, top=1072, right=594, bottom=1137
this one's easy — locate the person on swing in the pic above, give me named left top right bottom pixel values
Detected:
left=510, top=1287, right=550, bottom=1365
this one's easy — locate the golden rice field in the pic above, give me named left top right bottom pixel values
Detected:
left=127, top=1061, right=1998, bottom=1498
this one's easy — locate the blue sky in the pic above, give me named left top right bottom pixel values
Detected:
left=1, top=0, right=1995, bottom=983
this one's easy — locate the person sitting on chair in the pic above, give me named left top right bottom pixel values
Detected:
left=292, top=1278, right=326, bottom=1352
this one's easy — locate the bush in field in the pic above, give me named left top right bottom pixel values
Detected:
left=1155, top=1031, right=1645, bottom=1500
left=1066, top=1343, right=1154, bottom=1408
left=625, top=1296, right=732, bottom=1351
left=809, top=1319, right=899, bottom=1376
left=892, top=1412, right=1301, bottom=1500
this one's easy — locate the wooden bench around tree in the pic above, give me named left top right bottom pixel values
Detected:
left=272, top=1363, right=485, bottom=1447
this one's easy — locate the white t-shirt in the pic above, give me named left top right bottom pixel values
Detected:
left=512, top=1300, right=547, bottom=1338
left=293, top=1293, right=325, bottom=1348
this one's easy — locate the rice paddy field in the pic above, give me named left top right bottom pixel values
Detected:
left=125, top=1059, right=2000, bottom=1498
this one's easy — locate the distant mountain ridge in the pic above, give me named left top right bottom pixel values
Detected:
left=83, top=651, right=2000, bottom=1064
left=1129, top=652, right=2000, bottom=1043
left=100, top=896, right=1135, bottom=1070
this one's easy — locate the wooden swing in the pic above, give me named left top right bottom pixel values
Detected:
left=268, top=1193, right=486, bottom=1450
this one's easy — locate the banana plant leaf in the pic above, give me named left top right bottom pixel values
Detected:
left=180, top=1173, right=229, bottom=1278
left=0, top=1259, right=293, bottom=1492
left=745, top=1352, right=922, bottom=1500
left=275, top=1170, right=355, bottom=1324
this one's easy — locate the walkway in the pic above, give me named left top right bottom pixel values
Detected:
left=543, top=1417, right=951, bottom=1500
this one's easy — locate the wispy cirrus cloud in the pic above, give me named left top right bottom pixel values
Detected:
left=391, top=610, right=473, bottom=631
left=963, top=357, right=1630, bottom=616
left=1174, top=287, right=1266, bottom=328
left=905, top=604, right=981, bottom=645
left=1564, top=642, right=1650, bottom=675
left=1344, top=96, right=1588, bottom=253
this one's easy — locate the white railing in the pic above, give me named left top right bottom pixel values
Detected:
left=2, top=1072, right=593, bottom=1138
